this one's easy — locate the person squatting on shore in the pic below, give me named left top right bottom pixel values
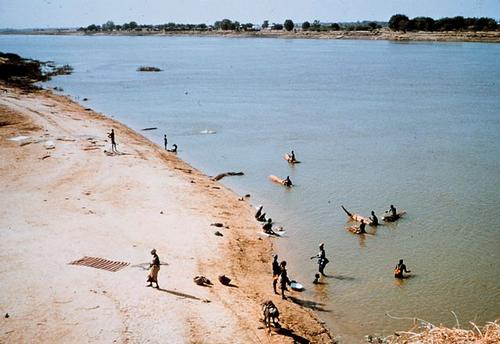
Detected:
left=272, top=254, right=282, bottom=294
left=279, top=260, right=291, bottom=300
left=147, top=249, right=160, bottom=288
left=311, top=243, right=329, bottom=276
left=108, top=128, right=117, bottom=152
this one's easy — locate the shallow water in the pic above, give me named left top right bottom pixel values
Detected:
left=2, top=35, right=499, bottom=341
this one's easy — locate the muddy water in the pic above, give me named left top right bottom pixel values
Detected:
left=2, top=35, right=499, bottom=341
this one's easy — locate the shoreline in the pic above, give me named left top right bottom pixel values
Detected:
left=0, top=84, right=333, bottom=343
left=2, top=28, right=500, bottom=43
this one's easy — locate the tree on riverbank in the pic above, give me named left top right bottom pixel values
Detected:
left=284, top=19, right=294, bottom=31
left=389, top=14, right=498, bottom=32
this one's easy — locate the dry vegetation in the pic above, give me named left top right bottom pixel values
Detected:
left=371, top=316, right=500, bottom=344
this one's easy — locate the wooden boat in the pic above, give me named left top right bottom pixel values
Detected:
left=269, top=175, right=292, bottom=187
left=347, top=225, right=363, bottom=234
left=284, top=154, right=301, bottom=164
left=382, top=211, right=406, bottom=222
left=341, top=205, right=372, bottom=225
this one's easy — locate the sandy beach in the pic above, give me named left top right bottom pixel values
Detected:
left=5, top=28, right=500, bottom=43
left=0, top=85, right=333, bottom=343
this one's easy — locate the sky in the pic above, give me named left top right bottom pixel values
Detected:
left=0, top=0, right=499, bottom=29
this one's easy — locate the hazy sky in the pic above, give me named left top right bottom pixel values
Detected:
left=1, top=0, right=499, bottom=29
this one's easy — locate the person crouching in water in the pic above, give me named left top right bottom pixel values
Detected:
left=279, top=261, right=291, bottom=300
left=147, top=249, right=160, bottom=288
left=262, top=218, right=276, bottom=235
left=272, top=254, right=281, bottom=294
left=394, top=259, right=411, bottom=279
left=283, top=176, right=293, bottom=187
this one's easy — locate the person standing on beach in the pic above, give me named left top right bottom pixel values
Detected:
left=311, top=243, right=329, bottom=276
left=147, top=249, right=160, bottom=289
left=279, top=261, right=291, bottom=300
left=272, top=254, right=282, bottom=294
left=164, top=134, right=168, bottom=150
left=108, top=129, right=117, bottom=152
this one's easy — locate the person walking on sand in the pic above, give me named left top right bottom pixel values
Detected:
left=146, top=249, right=160, bottom=289
left=311, top=243, right=329, bottom=276
left=164, top=134, right=168, bottom=150
left=108, top=129, right=117, bottom=152
left=279, top=261, right=291, bottom=300
left=272, top=254, right=282, bottom=294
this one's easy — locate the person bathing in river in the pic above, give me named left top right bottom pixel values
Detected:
left=311, top=243, right=329, bottom=276
left=255, top=205, right=264, bottom=220
left=313, top=273, right=320, bottom=284
left=370, top=211, right=378, bottom=226
left=359, top=219, right=367, bottom=233
left=290, top=150, right=296, bottom=162
left=394, top=259, right=411, bottom=279
left=168, top=144, right=178, bottom=153
left=283, top=176, right=293, bottom=187
left=389, top=204, right=397, bottom=217
left=262, top=218, right=277, bottom=235
left=272, top=254, right=281, bottom=294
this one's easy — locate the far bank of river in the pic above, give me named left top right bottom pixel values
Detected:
left=2, top=27, right=500, bottom=43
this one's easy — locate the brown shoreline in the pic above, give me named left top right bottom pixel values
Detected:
left=0, top=84, right=333, bottom=343
left=2, top=28, right=500, bottom=43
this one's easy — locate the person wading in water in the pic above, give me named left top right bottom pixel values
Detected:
left=370, top=211, right=378, bottom=226
left=311, top=243, right=329, bottom=277
left=394, top=259, right=411, bottom=279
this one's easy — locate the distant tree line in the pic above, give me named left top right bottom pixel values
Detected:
left=78, top=16, right=498, bottom=34
left=78, top=20, right=210, bottom=32
left=389, top=14, right=498, bottom=32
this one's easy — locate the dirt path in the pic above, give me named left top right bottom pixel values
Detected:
left=0, top=86, right=333, bottom=343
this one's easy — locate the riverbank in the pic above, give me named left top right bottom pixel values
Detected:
left=2, top=27, right=500, bottom=43
left=0, top=84, right=333, bottom=343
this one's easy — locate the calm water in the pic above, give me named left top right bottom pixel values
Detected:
left=2, top=35, right=499, bottom=341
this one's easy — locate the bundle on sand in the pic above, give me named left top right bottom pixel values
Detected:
left=384, top=318, right=500, bottom=344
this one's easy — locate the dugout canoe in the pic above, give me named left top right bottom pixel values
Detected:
left=341, top=205, right=372, bottom=225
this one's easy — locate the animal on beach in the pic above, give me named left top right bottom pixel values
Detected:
left=262, top=300, right=280, bottom=330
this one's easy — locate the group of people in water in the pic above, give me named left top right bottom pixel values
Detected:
left=262, top=150, right=412, bottom=301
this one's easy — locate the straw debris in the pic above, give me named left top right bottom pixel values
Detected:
left=382, top=317, right=500, bottom=344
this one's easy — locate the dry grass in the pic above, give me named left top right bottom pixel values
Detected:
left=383, top=317, right=500, bottom=344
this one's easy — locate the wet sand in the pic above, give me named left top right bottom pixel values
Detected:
left=0, top=85, right=332, bottom=343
